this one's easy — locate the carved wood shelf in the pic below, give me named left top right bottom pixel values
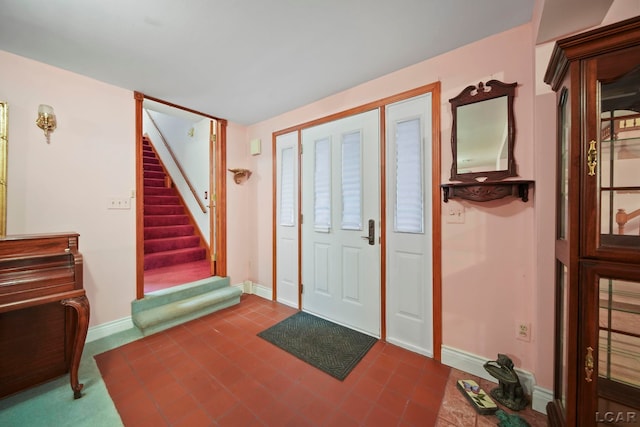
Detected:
left=441, top=180, right=534, bottom=203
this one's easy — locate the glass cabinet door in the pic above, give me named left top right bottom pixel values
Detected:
left=552, top=86, right=572, bottom=424
left=583, top=46, right=640, bottom=262
left=555, top=263, right=569, bottom=408
left=580, top=262, right=640, bottom=426
left=599, top=104, right=640, bottom=248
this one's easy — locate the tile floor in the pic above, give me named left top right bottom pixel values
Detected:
left=95, top=294, right=547, bottom=426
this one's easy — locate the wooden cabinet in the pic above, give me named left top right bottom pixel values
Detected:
left=0, top=233, right=90, bottom=399
left=545, top=17, right=640, bottom=426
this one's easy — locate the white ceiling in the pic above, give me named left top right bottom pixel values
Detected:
left=0, top=0, right=612, bottom=125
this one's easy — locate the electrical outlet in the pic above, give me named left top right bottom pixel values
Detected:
left=107, top=198, right=131, bottom=210
left=516, top=322, right=531, bottom=342
left=446, top=205, right=465, bottom=224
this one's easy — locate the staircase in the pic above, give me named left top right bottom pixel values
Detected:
left=143, top=137, right=206, bottom=270
left=136, top=135, right=242, bottom=336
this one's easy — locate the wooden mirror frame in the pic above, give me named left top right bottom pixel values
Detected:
left=449, top=80, right=517, bottom=183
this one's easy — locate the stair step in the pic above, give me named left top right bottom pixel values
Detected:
left=142, top=155, right=160, bottom=166
left=144, top=235, right=201, bottom=253
left=144, top=170, right=165, bottom=180
left=144, top=195, right=180, bottom=205
left=144, top=214, right=190, bottom=227
left=143, top=163, right=163, bottom=173
left=144, top=187, right=175, bottom=196
left=144, top=247, right=206, bottom=270
left=131, top=277, right=241, bottom=336
left=144, top=224, right=194, bottom=239
left=144, top=178, right=165, bottom=188
left=144, top=204, right=185, bottom=215
left=136, top=276, right=231, bottom=308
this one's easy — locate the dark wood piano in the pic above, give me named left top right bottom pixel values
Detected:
left=0, top=233, right=90, bottom=399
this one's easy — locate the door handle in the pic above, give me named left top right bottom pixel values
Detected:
left=587, top=140, right=597, bottom=176
left=585, top=346, right=594, bottom=382
left=360, top=219, right=375, bottom=245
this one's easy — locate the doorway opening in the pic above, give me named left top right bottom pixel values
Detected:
left=134, top=92, right=228, bottom=299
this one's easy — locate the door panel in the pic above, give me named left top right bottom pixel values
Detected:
left=275, top=131, right=299, bottom=308
left=301, top=110, right=380, bottom=337
left=385, top=94, right=433, bottom=356
left=580, top=262, right=640, bottom=426
left=583, top=47, right=640, bottom=263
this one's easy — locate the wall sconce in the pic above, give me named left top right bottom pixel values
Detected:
left=36, top=104, right=57, bottom=143
left=228, top=168, right=252, bottom=184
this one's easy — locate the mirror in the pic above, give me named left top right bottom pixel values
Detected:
left=0, top=101, right=6, bottom=236
left=450, top=80, right=517, bottom=182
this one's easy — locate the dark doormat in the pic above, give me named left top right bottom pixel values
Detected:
left=257, top=311, right=378, bottom=381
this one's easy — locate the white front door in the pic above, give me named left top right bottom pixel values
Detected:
left=385, top=94, right=433, bottom=356
left=301, top=109, right=380, bottom=337
left=275, top=131, right=299, bottom=308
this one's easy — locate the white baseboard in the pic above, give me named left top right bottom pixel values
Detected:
left=86, top=316, right=134, bottom=343
left=275, top=297, right=297, bottom=309
left=233, top=281, right=273, bottom=301
left=232, top=281, right=252, bottom=294
left=441, top=345, right=551, bottom=414
left=386, top=337, right=433, bottom=358
left=532, top=385, right=553, bottom=414
left=252, top=283, right=272, bottom=300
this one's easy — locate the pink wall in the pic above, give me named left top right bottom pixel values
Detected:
left=225, top=121, right=252, bottom=284
left=0, top=51, right=137, bottom=327
left=245, top=23, right=543, bottom=377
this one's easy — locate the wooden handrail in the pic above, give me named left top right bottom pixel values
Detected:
left=144, top=109, right=207, bottom=213
left=616, top=208, right=640, bottom=235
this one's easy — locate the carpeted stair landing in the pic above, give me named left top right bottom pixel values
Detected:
left=132, top=276, right=241, bottom=336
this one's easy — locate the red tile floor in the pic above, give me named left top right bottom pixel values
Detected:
left=95, top=294, right=547, bottom=426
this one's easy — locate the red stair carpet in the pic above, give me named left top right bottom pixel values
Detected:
left=143, top=137, right=206, bottom=270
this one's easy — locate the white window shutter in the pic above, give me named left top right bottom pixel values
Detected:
left=314, top=137, right=331, bottom=232
left=279, top=147, right=295, bottom=226
left=394, top=118, right=424, bottom=233
left=341, top=131, right=362, bottom=230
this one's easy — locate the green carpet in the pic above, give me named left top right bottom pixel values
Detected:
left=0, top=328, right=142, bottom=427
left=257, top=311, right=377, bottom=381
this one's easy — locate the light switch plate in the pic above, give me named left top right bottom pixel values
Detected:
left=107, top=198, right=131, bottom=210
left=446, top=205, right=465, bottom=224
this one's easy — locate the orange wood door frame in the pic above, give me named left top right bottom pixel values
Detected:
left=134, top=92, right=227, bottom=299
left=271, top=82, right=442, bottom=360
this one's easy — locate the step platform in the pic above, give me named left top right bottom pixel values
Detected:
left=132, top=276, right=242, bottom=336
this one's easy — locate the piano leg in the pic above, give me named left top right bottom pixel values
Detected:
left=61, top=295, right=90, bottom=399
